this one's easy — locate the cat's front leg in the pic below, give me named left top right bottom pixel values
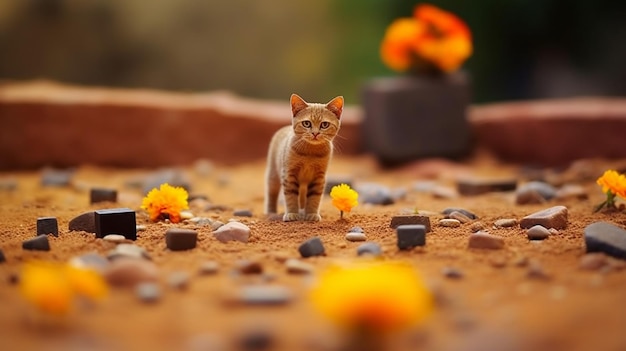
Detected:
left=282, top=181, right=301, bottom=222
left=303, top=181, right=324, bottom=221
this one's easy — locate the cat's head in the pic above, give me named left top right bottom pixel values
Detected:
left=290, top=94, right=343, bottom=144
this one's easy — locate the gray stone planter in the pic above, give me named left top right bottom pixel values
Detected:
left=361, top=71, right=472, bottom=166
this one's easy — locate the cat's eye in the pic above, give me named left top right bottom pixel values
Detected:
left=302, top=121, right=312, bottom=128
left=320, top=121, right=330, bottom=129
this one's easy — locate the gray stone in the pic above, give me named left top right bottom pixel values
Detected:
left=584, top=222, right=626, bottom=259
left=104, top=258, right=159, bottom=287
left=555, top=184, right=588, bottom=201
left=213, top=221, right=250, bottom=243
left=345, top=232, right=367, bottom=242
left=22, top=235, right=50, bottom=251
left=189, top=217, right=214, bottom=227
left=354, top=182, right=394, bottom=205
left=41, top=168, right=73, bottom=187
left=448, top=211, right=472, bottom=223
left=165, top=228, right=198, bottom=251
left=37, top=217, right=59, bottom=237
left=357, top=242, right=382, bottom=257
left=439, top=219, right=461, bottom=228
left=390, top=215, right=431, bottom=232
left=136, top=282, right=161, bottom=303
left=68, top=212, right=96, bottom=233
left=432, top=186, right=458, bottom=199
left=95, top=208, right=137, bottom=240
left=108, top=243, right=151, bottom=260
left=298, top=237, right=325, bottom=258
left=396, top=225, right=426, bottom=250
left=494, top=218, right=517, bottom=228
left=515, top=181, right=557, bottom=204
left=233, top=285, right=293, bottom=305
left=520, top=206, right=568, bottom=229
left=285, top=258, right=314, bottom=274
left=527, top=225, right=551, bottom=240
left=470, top=221, right=486, bottom=232
left=457, top=177, right=517, bottom=196
left=442, top=207, right=477, bottom=220
left=233, top=209, right=253, bottom=217
left=468, top=232, right=504, bottom=250
left=348, top=226, right=364, bottom=233
left=90, top=188, right=118, bottom=204
left=168, top=271, right=190, bottom=290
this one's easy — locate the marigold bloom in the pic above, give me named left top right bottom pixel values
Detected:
left=597, top=170, right=626, bottom=199
left=381, top=3, right=472, bottom=73
left=20, top=261, right=108, bottom=315
left=330, top=184, right=359, bottom=214
left=141, top=183, right=189, bottom=223
left=310, top=261, right=433, bottom=334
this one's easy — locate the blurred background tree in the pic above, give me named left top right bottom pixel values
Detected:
left=1, top=0, right=625, bottom=104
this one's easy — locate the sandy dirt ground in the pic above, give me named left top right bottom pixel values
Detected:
left=1, top=154, right=625, bottom=351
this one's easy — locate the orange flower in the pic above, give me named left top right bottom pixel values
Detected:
left=330, top=184, right=359, bottom=218
left=381, top=4, right=472, bottom=73
left=597, top=170, right=626, bottom=199
left=141, top=183, right=189, bottom=223
left=310, top=261, right=433, bottom=334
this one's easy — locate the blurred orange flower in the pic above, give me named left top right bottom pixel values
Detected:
left=141, top=183, right=189, bottom=223
left=310, top=261, right=433, bottom=335
left=381, top=3, right=472, bottom=73
left=330, top=184, right=359, bottom=218
left=595, top=170, right=626, bottom=211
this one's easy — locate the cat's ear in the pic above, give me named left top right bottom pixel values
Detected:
left=325, top=96, right=344, bottom=119
left=290, top=94, right=309, bottom=117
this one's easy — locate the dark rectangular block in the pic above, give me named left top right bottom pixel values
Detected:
left=457, top=178, right=517, bottom=196
left=396, top=224, right=426, bottom=250
left=95, top=208, right=137, bottom=240
left=90, top=188, right=118, bottom=204
left=37, top=217, right=58, bottom=237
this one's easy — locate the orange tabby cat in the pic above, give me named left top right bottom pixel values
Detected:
left=265, top=94, right=344, bottom=221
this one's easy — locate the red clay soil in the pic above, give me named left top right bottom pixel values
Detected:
left=1, top=155, right=626, bottom=351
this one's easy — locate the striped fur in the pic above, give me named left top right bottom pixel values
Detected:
left=265, top=94, right=343, bottom=221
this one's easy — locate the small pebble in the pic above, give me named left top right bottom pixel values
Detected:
left=468, top=231, right=504, bottom=250
left=285, top=259, right=314, bottom=275
left=108, top=243, right=151, bottom=260
left=442, top=207, right=477, bottom=220
left=390, top=215, right=431, bottom=232
left=348, top=226, right=364, bottom=233
left=431, top=186, right=458, bottom=199
left=396, top=225, right=426, bottom=250
left=165, top=228, right=198, bottom=251
left=103, top=234, right=127, bottom=243
left=168, top=271, right=190, bottom=290
left=354, top=182, right=394, bottom=205
left=235, top=260, right=263, bottom=275
left=555, top=184, right=588, bottom=201
left=22, top=235, right=50, bottom=251
left=345, top=232, right=367, bottom=242
left=136, top=224, right=147, bottom=232
left=448, top=211, right=472, bottom=224
left=198, top=261, right=220, bottom=275
left=90, top=188, right=118, bottom=204
left=527, top=225, right=551, bottom=240
left=136, top=282, right=161, bottom=303
left=233, top=209, right=253, bottom=217
left=579, top=253, right=608, bottom=271
left=515, top=181, right=557, bottom=204
left=442, top=267, right=464, bottom=279
left=68, top=253, right=110, bottom=272
left=233, top=285, right=293, bottom=305
left=36, top=217, right=59, bottom=237
left=298, top=237, right=325, bottom=258
left=180, top=211, right=195, bottom=220
left=494, top=218, right=517, bottom=228
left=520, top=206, right=568, bottom=230
left=356, top=242, right=383, bottom=257
left=213, top=221, right=250, bottom=243
left=439, top=219, right=461, bottom=228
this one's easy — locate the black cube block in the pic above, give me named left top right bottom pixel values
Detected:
left=90, top=188, right=118, bottom=204
left=396, top=224, right=426, bottom=250
left=95, top=208, right=136, bottom=240
left=37, top=217, right=58, bottom=237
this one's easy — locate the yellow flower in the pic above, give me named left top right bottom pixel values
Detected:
left=330, top=184, right=359, bottom=215
left=597, top=170, right=626, bottom=199
left=20, top=261, right=108, bottom=316
left=141, top=183, right=189, bottom=223
left=310, top=261, right=433, bottom=334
